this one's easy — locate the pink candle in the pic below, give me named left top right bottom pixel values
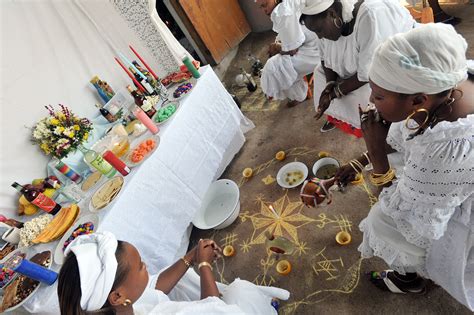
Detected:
left=133, top=107, right=159, bottom=134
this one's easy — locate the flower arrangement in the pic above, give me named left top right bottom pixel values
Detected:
left=32, top=105, right=93, bottom=159
left=141, top=95, right=159, bottom=112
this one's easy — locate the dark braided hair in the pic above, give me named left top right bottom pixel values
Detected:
left=58, top=241, right=130, bottom=315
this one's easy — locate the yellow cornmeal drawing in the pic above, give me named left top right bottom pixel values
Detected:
left=203, top=148, right=370, bottom=314
left=239, top=193, right=315, bottom=246
left=312, top=247, right=344, bottom=281
left=262, top=174, right=276, bottom=185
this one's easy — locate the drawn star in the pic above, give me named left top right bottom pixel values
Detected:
left=262, top=174, right=276, bottom=185
left=240, top=239, right=252, bottom=253
left=249, top=193, right=315, bottom=245
left=295, top=241, right=310, bottom=256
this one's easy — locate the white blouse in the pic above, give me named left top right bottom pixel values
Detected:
left=271, top=0, right=307, bottom=51
left=384, top=115, right=474, bottom=246
left=319, top=0, right=415, bottom=81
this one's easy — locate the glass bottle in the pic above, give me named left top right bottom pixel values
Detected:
left=127, top=86, right=156, bottom=118
left=77, top=145, right=117, bottom=178
left=95, top=104, right=116, bottom=123
left=265, top=231, right=295, bottom=255
left=11, top=182, right=61, bottom=215
left=240, top=68, right=257, bottom=92
left=129, top=67, right=157, bottom=96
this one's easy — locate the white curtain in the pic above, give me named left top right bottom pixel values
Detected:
left=0, top=0, right=189, bottom=214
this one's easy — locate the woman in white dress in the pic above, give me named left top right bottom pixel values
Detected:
left=323, top=24, right=472, bottom=309
left=57, top=232, right=289, bottom=314
left=300, top=0, right=415, bottom=135
left=257, top=0, right=320, bottom=107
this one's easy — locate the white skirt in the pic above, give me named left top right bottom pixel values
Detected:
left=261, top=44, right=320, bottom=102
left=313, top=65, right=371, bottom=129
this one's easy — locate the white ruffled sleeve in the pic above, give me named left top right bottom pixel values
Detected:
left=271, top=2, right=305, bottom=51
left=379, top=133, right=474, bottom=241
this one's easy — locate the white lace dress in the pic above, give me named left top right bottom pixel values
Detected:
left=260, top=0, right=320, bottom=102
left=359, top=114, right=474, bottom=311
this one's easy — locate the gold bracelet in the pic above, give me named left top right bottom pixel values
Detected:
left=198, top=261, right=213, bottom=272
left=369, top=168, right=395, bottom=186
left=181, top=257, right=192, bottom=268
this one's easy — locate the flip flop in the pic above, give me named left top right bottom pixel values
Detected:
left=368, top=270, right=426, bottom=295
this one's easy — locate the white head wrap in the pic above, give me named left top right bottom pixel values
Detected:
left=64, top=231, right=119, bottom=311
left=369, top=23, right=468, bottom=94
left=302, top=0, right=356, bottom=23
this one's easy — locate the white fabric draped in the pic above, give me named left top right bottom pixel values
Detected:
left=0, top=0, right=185, bottom=212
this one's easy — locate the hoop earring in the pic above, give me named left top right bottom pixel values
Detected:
left=122, top=299, right=132, bottom=306
left=404, top=108, right=430, bottom=131
left=333, top=17, right=343, bottom=29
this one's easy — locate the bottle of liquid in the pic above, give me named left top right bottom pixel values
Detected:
left=129, top=67, right=157, bottom=96
left=248, top=54, right=264, bottom=77
left=77, top=145, right=117, bottom=178
left=11, top=182, right=61, bottom=215
left=241, top=68, right=257, bottom=92
left=127, top=86, right=156, bottom=118
left=265, top=231, right=295, bottom=255
left=182, top=55, right=201, bottom=78
left=95, top=104, right=116, bottom=123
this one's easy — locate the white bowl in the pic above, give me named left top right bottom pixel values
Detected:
left=193, top=179, right=240, bottom=230
left=312, top=157, right=340, bottom=179
left=276, top=162, right=308, bottom=189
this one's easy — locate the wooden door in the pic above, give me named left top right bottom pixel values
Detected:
left=178, top=0, right=251, bottom=63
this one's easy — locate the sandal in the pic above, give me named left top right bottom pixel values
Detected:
left=368, top=270, right=427, bottom=295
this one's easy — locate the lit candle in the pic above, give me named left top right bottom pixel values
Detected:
left=268, top=205, right=279, bottom=219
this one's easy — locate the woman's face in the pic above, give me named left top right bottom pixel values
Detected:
left=369, top=81, right=414, bottom=122
left=256, top=0, right=277, bottom=16
left=110, top=242, right=149, bottom=305
left=302, top=10, right=342, bottom=41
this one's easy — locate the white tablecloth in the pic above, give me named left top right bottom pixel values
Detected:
left=22, top=66, right=254, bottom=313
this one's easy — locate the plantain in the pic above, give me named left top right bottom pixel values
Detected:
left=32, top=204, right=80, bottom=244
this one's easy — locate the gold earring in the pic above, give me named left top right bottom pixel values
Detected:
left=404, top=108, right=430, bottom=131
left=333, top=17, right=343, bottom=29
left=122, top=299, right=132, bottom=306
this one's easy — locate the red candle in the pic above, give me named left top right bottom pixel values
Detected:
left=114, top=57, right=146, bottom=93
left=129, top=45, right=159, bottom=80
left=102, top=150, right=130, bottom=176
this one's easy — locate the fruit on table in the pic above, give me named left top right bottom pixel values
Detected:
left=130, top=139, right=157, bottom=164
left=32, top=204, right=80, bottom=244
left=23, top=204, right=39, bottom=216
left=43, top=188, right=56, bottom=198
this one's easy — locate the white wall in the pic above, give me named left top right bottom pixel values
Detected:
left=238, top=0, right=273, bottom=32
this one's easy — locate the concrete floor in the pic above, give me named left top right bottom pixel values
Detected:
left=191, top=4, right=474, bottom=315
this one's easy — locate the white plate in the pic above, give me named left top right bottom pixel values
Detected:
left=153, top=101, right=180, bottom=125
left=170, top=78, right=196, bottom=101
left=276, top=162, right=308, bottom=189
left=123, top=134, right=160, bottom=168
left=54, top=214, right=99, bottom=265
left=88, top=176, right=125, bottom=213
left=1, top=250, right=53, bottom=313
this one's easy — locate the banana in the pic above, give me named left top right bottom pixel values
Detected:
left=32, top=204, right=80, bottom=244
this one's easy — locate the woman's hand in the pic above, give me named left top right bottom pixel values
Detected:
left=359, top=106, right=391, bottom=154
left=268, top=43, right=282, bottom=57
left=334, top=164, right=358, bottom=187
left=196, top=239, right=222, bottom=264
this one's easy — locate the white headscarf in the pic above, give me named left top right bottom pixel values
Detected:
left=64, top=231, right=119, bottom=311
left=369, top=23, right=468, bottom=94
left=302, top=0, right=357, bottom=23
